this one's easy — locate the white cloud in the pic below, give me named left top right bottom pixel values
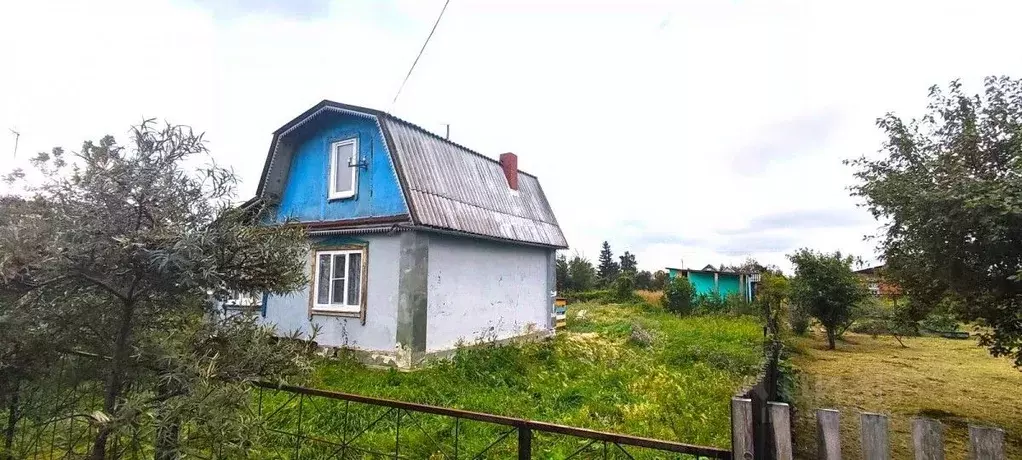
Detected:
left=2, top=0, right=1020, bottom=273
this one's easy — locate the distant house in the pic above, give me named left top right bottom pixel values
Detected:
left=234, top=100, right=567, bottom=368
left=665, top=265, right=759, bottom=302
left=855, top=265, right=901, bottom=298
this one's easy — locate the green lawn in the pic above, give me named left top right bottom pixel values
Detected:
left=791, top=331, right=1022, bottom=459
left=309, top=302, right=764, bottom=453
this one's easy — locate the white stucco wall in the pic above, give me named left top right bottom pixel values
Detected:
left=425, top=233, right=553, bottom=352
left=261, top=233, right=400, bottom=351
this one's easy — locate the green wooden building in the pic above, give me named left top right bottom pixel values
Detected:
left=665, top=265, right=758, bottom=302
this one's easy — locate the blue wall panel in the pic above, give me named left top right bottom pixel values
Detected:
left=276, top=113, right=408, bottom=222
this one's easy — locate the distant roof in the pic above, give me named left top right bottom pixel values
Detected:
left=665, top=267, right=746, bottom=275
left=855, top=264, right=886, bottom=275
left=255, top=100, right=567, bottom=248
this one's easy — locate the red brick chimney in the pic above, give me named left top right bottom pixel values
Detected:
left=499, top=152, right=519, bottom=190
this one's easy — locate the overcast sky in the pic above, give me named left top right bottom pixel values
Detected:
left=2, top=0, right=1020, bottom=272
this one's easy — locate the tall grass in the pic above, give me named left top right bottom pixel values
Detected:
left=313, top=301, right=763, bottom=451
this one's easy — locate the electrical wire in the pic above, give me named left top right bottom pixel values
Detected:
left=391, top=0, right=451, bottom=106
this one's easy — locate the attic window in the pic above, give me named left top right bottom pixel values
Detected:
left=329, top=138, right=358, bottom=200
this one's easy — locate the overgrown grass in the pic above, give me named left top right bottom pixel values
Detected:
left=636, top=290, right=663, bottom=305
left=311, top=301, right=763, bottom=454
left=791, top=331, right=1022, bottom=459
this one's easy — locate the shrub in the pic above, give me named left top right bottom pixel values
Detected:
left=789, top=303, right=811, bottom=335
left=662, top=277, right=695, bottom=315
left=920, top=311, right=960, bottom=332
left=612, top=273, right=635, bottom=302
left=564, top=290, right=611, bottom=304
left=628, top=322, right=655, bottom=347
left=694, top=292, right=727, bottom=314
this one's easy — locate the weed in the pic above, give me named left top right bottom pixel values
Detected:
left=313, top=301, right=764, bottom=452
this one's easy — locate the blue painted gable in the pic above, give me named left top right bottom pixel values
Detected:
left=274, top=113, right=408, bottom=222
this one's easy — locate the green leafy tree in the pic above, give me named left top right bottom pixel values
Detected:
left=662, top=276, right=695, bottom=315
left=612, top=273, right=635, bottom=302
left=619, top=251, right=637, bottom=274
left=597, top=241, right=620, bottom=287
left=566, top=253, right=597, bottom=292
left=555, top=253, right=569, bottom=293
left=0, top=121, right=316, bottom=459
left=634, top=270, right=653, bottom=290
left=757, top=272, right=791, bottom=335
left=651, top=270, right=669, bottom=291
left=848, top=76, right=1022, bottom=366
left=788, top=249, right=867, bottom=349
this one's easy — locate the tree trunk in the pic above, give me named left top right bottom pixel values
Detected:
left=826, top=327, right=837, bottom=350
left=153, top=380, right=182, bottom=460
left=90, top=301, right=135, bottom=460
left=3, top=379, right=19, bottom=460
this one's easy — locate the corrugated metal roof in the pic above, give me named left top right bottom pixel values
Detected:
left=257, top=100, right=567, bottom=249
left=381, top=116, right=567, bottom=248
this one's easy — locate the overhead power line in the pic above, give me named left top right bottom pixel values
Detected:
left=391, top=0, right=451, bottom=106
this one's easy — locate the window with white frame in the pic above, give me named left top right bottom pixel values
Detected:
left=329, top=138, right=358, bottom=200
left=224, top=291, right=261, bottom=309
left=313, top=249, right=365, bottom=313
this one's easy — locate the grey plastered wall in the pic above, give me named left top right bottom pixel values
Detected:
left=395, top=231, right=429, bottom=364
left=261, top=233, right=401, bottom=352
left=424, top=233, right=553, bottom=353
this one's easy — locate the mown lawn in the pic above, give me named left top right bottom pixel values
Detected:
left=310, top=301, right=764, bottom=453
left=791, top=331, right=1022, bottom=459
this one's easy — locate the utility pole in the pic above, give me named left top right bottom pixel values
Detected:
left=444, top=124, right=450, bottom=140
left=9, top=128, right=19, bottom=158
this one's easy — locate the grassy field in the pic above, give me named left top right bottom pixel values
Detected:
left=791, top=331, right=1022, bottom=459
left=311, top=301, right=764, bottom=454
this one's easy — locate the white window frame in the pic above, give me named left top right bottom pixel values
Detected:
left=223, top=291, right=261, bottom=310
left=312, top=248, right=366, bottom=314
left=328, top=138, right=359, bottom=200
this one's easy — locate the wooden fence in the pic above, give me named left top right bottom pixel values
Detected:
left=731, top=398, right=1007, bottom=460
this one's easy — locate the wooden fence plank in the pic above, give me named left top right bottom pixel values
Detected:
left=768, top=402, right=793, bottom=460
left=731, top=397, right=754, bottom=460
left=969, top=425, right=1005, bottom=460
left=860, top=412, right=889, bottom=460
left=817, top=409, right=841, bottom=460
left=912, top=418, right=945, bottom=460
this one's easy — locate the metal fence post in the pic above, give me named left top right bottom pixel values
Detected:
left=518, top=426, right=532, bottom=460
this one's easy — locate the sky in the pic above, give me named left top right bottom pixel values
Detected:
left=1, top=0, right=1020, bottom=273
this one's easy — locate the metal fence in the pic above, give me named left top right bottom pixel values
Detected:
left=1, top=356, right=732, bottom=459
left=249, top=381, right=731, bottom=459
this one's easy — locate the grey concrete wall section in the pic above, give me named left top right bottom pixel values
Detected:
left=425, top=233, right=553, bottom=352
left=261, top=234, right=400, bottom=352
left=545, top=249, right=556, bottom=329
left=396, top=231, right=429, bottom=360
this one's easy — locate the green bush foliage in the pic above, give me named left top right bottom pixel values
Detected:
left=788, top=248, right=867, bottom=349
left=564, top=290, right=611, bottom=304
left=789, top=303, right=811, bottom=336
left=613, top=273, right=636, bottom=301
left=662, top=276, right=695, bottom=315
